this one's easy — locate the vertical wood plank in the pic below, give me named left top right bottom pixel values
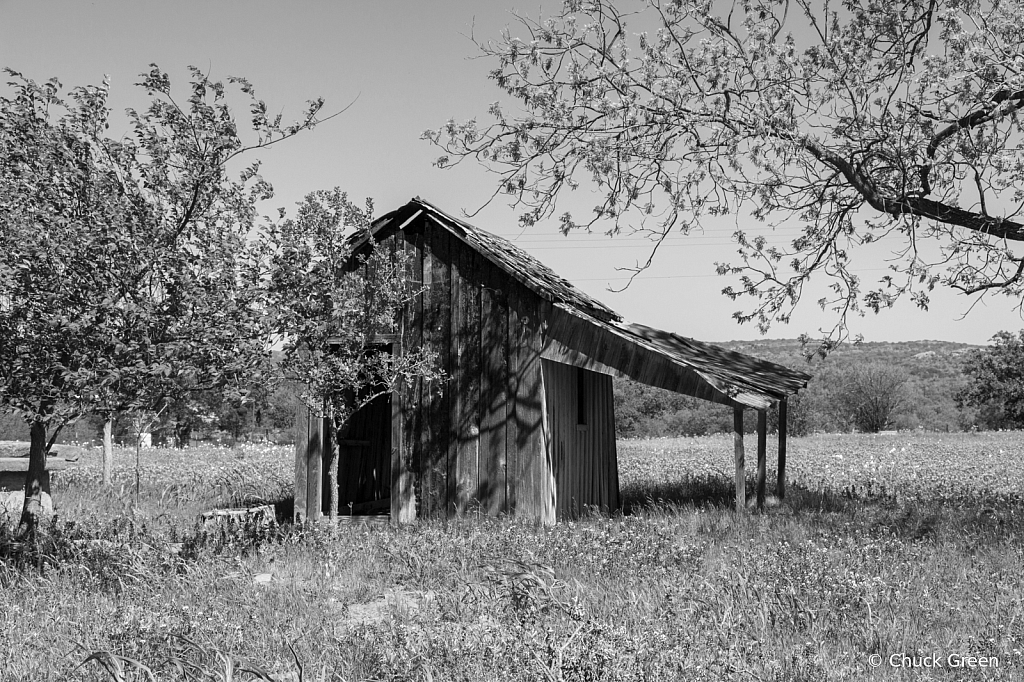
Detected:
left=306, top=408, right=323, bottom=521
left=544, top=359, right=589, bottom=520
left=456, top=248, right=481, bottom=513
left=543, top=360, right=561, bottom=519
left=421, top=222, right=451, bottom=518
left=436, top=228, right=452, bottom=516
left=401, top=227, right=424, bottom=522
left=515, top=300, right=547, bottom=522
left=565, top=363, right=574, bottom=519
left=391, top=383, right=415, bottom=522
left=294, top=404, right=309, bottom=523
left=390, top=230, right=408, bottom=523
left=448, top=235, right=463, bottom=516
left=479, top=261, right=508, bottom=515
left=756, top=409, right=767, bottom=511
left=537, top=356, right=555, bottom=525
left=733, top=406, right=745, bottom=513
left=419, top=229, right=435, bottom=519
left=777, top=398, right=788, bottom=500
left=505, top=285, right=520, bottom=514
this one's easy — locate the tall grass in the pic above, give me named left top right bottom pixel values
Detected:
left=2, top=435, right=1023, bottom=680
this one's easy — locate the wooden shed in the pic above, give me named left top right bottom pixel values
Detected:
left=294, top=198, right=811, bottom=524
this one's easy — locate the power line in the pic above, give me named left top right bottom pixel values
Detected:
left=570, top=265, right=902, bottom=282
left=502, top=232, right=805, bottom=243
left=513, top=240, right=799, bottom=250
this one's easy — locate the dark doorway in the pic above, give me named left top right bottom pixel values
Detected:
left=334, top=391, right=392, bottom=515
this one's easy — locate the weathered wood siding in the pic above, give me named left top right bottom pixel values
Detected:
left=295, top=212, right=570, bottom=525
left=394, top=214, right=550, bottom=521
left=541, top=359, right=620, bottom=519
left=541, top=305, right=738, bottom=406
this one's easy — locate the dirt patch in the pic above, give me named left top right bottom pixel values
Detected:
left=337, top=590, right=437, bottom=626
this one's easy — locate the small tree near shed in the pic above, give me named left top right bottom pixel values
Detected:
left=265, top=189, right=442, bottom=521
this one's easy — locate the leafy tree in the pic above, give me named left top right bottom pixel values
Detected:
left=265, top=189, right=442, bottom=520
left=822, top=363, right=911, bottom=432
left=428, top=0, right=1024, bottom=346
left=155, top=392, right=222, bottom=448
left=0, top=66, right=325, bottom=534
left=957, top=330, right=1024, bottom=428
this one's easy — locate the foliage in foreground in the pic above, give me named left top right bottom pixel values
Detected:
left=1, top=434, right=1023, bottom=681
left=430, top=0, right=1024, bottom=347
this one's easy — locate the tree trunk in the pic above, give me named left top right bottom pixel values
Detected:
left=135, top=431, right=142, bottom=508
left=174, top=421, right=192, bottom=449
left=18, top=420, right=48, bottom=538
left=327, top=408, right=339, bottom=521
left=102, top=417, right=113, bottom=486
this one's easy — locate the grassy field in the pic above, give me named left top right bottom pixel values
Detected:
left=1, top=433, right=1023, bottom=681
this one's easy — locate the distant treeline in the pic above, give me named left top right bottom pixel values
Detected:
left=615, top=339, right=982, bottom=437
left=0, top=382, right=298, bottom=447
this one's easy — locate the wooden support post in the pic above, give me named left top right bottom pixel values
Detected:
left=306, top=411, right=323, bottom=522
left=294, top=406, right=308, bottom=523
left=756, top=409, right=767, bottom=511
left=733, top=406, right=745, bottom=513
left=777, top=398, right=788, bottom=500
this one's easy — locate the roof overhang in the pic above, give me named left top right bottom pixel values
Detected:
left=355, top=197, right=811, bottom=409
left=541, top=303, right=807, bottom=410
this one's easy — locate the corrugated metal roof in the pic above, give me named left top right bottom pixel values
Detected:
left=367, top=198, right=810, bottom=406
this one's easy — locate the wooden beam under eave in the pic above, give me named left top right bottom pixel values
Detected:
left=777, top=398, right=788, bottom=501
left=733, top=406, right=745, bottom=513
left=756, top=409, right=767, bottom=511
left=539, top=305, right=757, bottom=409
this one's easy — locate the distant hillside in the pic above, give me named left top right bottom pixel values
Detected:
left=717, top=338, right=980, bottom=371
left=614, top=338, right=985, bottom=437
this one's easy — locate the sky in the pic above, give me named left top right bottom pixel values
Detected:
left=1, top=0, right=1021, bottom=347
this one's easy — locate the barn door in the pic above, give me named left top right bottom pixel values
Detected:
left=334, top=391, right=393, bottom=515
left=331, top=340, right=396, bottom=517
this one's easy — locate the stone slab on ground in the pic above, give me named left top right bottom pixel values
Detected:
left=342, top=590, right=437, bottom=626
left=0, top=490, right=54, bottom=528
left=0, top=457, right=72, bottom=493
left=199, top=504, right=277, bottom=532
